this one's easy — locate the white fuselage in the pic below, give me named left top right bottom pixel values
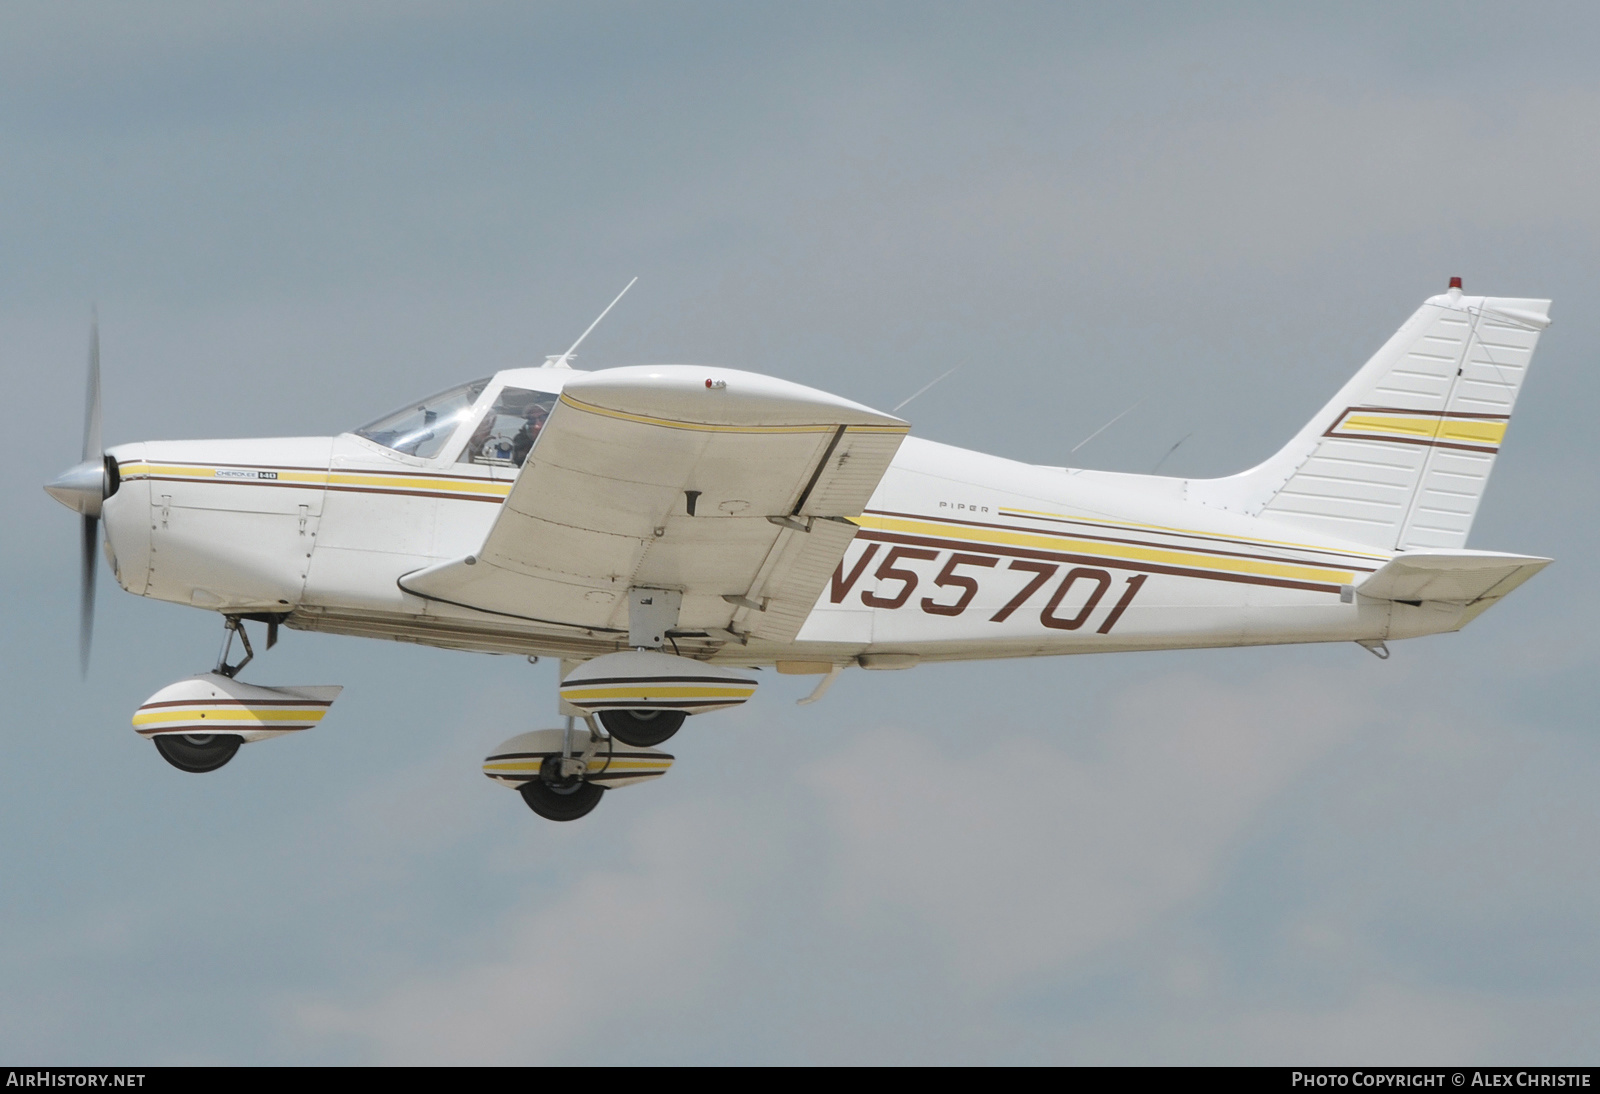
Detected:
left=99, top=365, right=1459, bottom=668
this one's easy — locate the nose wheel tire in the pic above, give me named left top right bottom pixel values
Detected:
left=153, top=733, right=242, bottom=773
left=598, top=709, right=686, bottom=748
left=519, top=756, right=605, bottom=821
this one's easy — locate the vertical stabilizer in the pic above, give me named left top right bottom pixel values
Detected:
left=1190, top=287, right=1550, bottom=550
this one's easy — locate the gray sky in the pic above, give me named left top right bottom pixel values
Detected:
left=4, top=2, right=1598, bottom=1063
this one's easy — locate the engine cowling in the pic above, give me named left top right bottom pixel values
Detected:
left=558, top=649, right=758, bottom=716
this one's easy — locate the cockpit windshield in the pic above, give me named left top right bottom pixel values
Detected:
left=457, top=387, right=559, bottom=468
left=354, top=379, right=489, bottom=459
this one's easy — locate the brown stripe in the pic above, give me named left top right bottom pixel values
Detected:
left=1342, top=405, right=1510, bottom=420
left=867, top=508, right=1379, bottom=572
left=137, top=725, right=309, bottom=736
left=579, top=699, right=743, bottom=710
left=565, top=674, right=757, bottom=687
left=131, top=459, right=504, bottom=483
left=856, top=529, right=1342, bottom=594
left=486, top=750, right=676, bottom=763
left=324, top=484, right=505, bottom=503
left=138, top=697, right=332, bottom=710
left=129, top=474, right=506, bottom=504
left=1320, top=430, right=1499, bottom=454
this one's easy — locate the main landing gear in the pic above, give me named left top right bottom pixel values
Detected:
left=518, top=717, right=608, bottom=822
left=597, top=708, right=686, bottom=748
left=482, top=716, right=678, bottom=822
left=519, top=753, right=607, bottom=821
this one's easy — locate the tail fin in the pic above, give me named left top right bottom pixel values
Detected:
left=1191, top=287, right=1550, bottom=551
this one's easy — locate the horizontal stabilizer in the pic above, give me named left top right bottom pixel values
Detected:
left=1356, top=550, right=1550, bottom=603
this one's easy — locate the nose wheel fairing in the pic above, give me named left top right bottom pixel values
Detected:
left=134, top=668, right=342, bottom=772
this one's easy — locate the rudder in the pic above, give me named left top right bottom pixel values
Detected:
left=1191, top=285, right=1550, bottom=551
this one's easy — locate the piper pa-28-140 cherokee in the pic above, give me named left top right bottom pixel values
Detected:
left=45, top=280, right=1552, bottom=821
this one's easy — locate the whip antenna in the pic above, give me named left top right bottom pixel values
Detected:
left=544, top=277, right=638, bottom=368
left=1069, top=398, right=1144, bottom=456
left=892, top=364, right=963, bottom=413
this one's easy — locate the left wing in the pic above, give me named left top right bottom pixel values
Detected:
left=399, top=366, right=908, bottom=643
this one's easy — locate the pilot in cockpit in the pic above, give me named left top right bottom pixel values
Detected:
left=457, top=386, right=559, bottom=468
left=511, top=400, right=550, bottom=467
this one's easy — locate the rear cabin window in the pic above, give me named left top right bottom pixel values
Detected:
left=457, top=387, right=559, bottom=468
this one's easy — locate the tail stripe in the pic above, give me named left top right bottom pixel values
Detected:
left=1193, top=293, right=1548, bottom=552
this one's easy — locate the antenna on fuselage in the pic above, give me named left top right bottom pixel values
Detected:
left=1069, top=398, right=1145, bottom=457
left=892, top=364, right=963, bottom=413
left=1150, top=431, right=1193, bottom=475
left=543, top=277, right=638, bottom=369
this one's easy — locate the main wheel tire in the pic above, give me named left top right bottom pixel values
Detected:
left=153, top=733, right=242, bottom=773
left=598, top=708, right=686, bottom=748
left=519, top=756, right=605, bottom=821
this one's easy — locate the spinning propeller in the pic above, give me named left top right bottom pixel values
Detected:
left=43, top=314, right=112, bottom=675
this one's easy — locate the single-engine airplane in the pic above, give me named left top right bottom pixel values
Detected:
left=45, top=280, right=1552, bottom=821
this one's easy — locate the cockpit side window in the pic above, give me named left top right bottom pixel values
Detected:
left=354, top=379, right=490, bottom=459
left=457, top=387, right=559, bottom=468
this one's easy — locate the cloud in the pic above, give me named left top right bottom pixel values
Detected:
left=1067, top=982, right=1510, bottom=1065
left=805, top=668, right=1360, bottom=990
left=297, top=664, right=1376, bottom=1063
left=294, top=797, right=767, bottom=1064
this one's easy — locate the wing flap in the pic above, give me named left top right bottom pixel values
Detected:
left=740, top=516, right=861, bottom=643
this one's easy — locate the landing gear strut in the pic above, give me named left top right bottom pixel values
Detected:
left=150, top=615, right=288, bottom=773
left=519, top=755, right=606, bottom=821
left=517, top=716, right=606, bottom=820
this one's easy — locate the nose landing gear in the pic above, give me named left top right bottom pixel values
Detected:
left=136, top=615, right=341, bottom=774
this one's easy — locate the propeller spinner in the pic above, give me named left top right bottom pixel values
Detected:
left=43, top=315, right=113, bottom=675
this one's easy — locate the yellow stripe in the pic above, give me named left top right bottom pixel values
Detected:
left=133, top=708, right=327, bottom=726
left=118, top=462, right=511, bottom=497
left=854, top=513, right=1357, bottom=585
left=119, top=462, right=327, bottom=484
left=1339, top=413, right=1507, bottom=447
left=559, top=685, right=756, bottom=701
left=1438, top=419, right=1506, bottom=445
left=560, top=393, right=910, bottom=436
left=326, top=472, right=509, bottom=496
left=996, top=506, right=1389, bottom=560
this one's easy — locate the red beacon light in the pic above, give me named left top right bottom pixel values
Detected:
left=1448, top=276, right=1463, bottom=290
